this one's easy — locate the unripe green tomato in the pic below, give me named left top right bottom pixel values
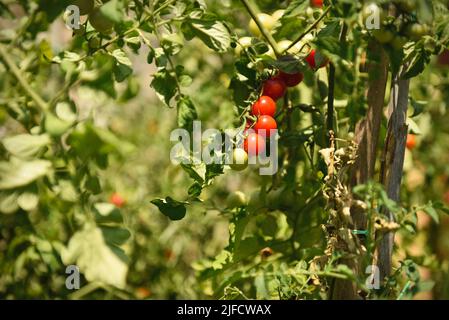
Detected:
left=406, top=23, right=427, bottom=41
left=271, top=9, right=284, bottom=22
left=277, top=40, right=292, bottom=52
left=277, top=38, right=310, bottom=55
left=423, top=36, right=437, bottom=53
left=305, top=7, right=314, bottom=19
left=73, top=0, right=95, bottom=15
left=235, top=36, right=253, bottom=56
left=229, top=148, right=248, bottom=171
left=396, top=0, right=416, bottom=13
left=372, top=29, right=394, bottom=44
left=89, top=7, right=114, bottom=34
left=88, top=37, right=100, bottom=49
left=226, top=191, right=248, bottom=209
left=249, top=13, right=275, bottom=37
left=392, top=35, right=407, bottom=50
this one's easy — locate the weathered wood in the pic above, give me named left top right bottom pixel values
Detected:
left=329, top=41, right=388, bottom=300
left=377, top=75, right=410, bottom=280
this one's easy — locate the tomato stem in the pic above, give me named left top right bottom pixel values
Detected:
left=285, top=6, right=331, bottom=54
left=240, top=0, right=282, bottom=57
left=0, top=44, right=49, bottom=111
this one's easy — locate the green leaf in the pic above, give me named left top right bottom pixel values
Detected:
left=284, top=0, right=309, bottom=18
left=2, top=134, right=50, bottom=158
left=17, top=192, right=39, bottom=211
left=180, top=163, right=204, bottom=184
left=205, top=163, right=224, bottom=184
left=0, top=191, right=20, bottom=214
left=100, top=226, right=131, bottom=246
left=403, top=46, right=430, bottom=79
left=188, top=181, right=203, bottom=197
left=0, top=158, right=52, bottom=190
left=44, top=113, right=72, bottom=137
left=151, top=197, right=188, bottom=220
left=147, top=47, right=155, bottom=64
left=62, top=224, right=128, bottom=288
left=111, top=49, right=132, bottom=66
left=267, top=55, right=305, bottom=73
left=183, top=18, right=231, bottom=52
left=114, top=63, right=133, bottom=82
left=94, top=202, right=124, bottom=224
left=423, top=202, right=439, bottom=223
left=56, top=102, right=77, bottom=123
left=410, top=98, right=426, bottom=117
left=98, top=0, right=123, bottom=23
left=177, top=96, right=198, bottom=130
left=151, top=69, right=178, bottom=106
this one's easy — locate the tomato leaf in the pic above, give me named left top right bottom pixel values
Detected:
left=177, top=96, right=198, bottom=131
left=182, top=17, right=231, bottom=52
left=0, top=158, right=52, bottom=190
left=2, top=134, right=50, bottom=159
left=151, top=69, right=178, bottom=106
left=151, top=197, right=188, bottom=220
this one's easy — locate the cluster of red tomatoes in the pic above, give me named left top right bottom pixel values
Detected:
left=230, top=49, right=328, bottom=170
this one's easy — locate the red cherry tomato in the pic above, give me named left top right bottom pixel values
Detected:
left=110, top=192, right=126, bottom=208
left=306, top=50, right=317, bottom=69
left=244, top=132, right=266, bottom=156
left=262, top=77, right=287, bottom=100
left=278, top=71, right=304, bottom=87
left=406, top=134, right=416, bottom=150
left=254, top=115, right=277, bottom=136
left=310, top=0, right=323, bottom=8
left=306, top=49, right=328, bottom=70
left=252, top=96, right=276, bottom=117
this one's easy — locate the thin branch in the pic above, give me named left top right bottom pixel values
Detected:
left=153, top=0, right=177, bottom=16
left=0, top=44, right=49, bottom=111
left=326, top=23, right=347, bottom=145
left=285, top=6, right=331, bottom=54
left=240, top=0, right=281, bottom=57
left=327, top=65, right=335, bottom=143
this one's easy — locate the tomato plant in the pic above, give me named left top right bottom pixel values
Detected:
left=1, top=0, right=449, bottom=302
